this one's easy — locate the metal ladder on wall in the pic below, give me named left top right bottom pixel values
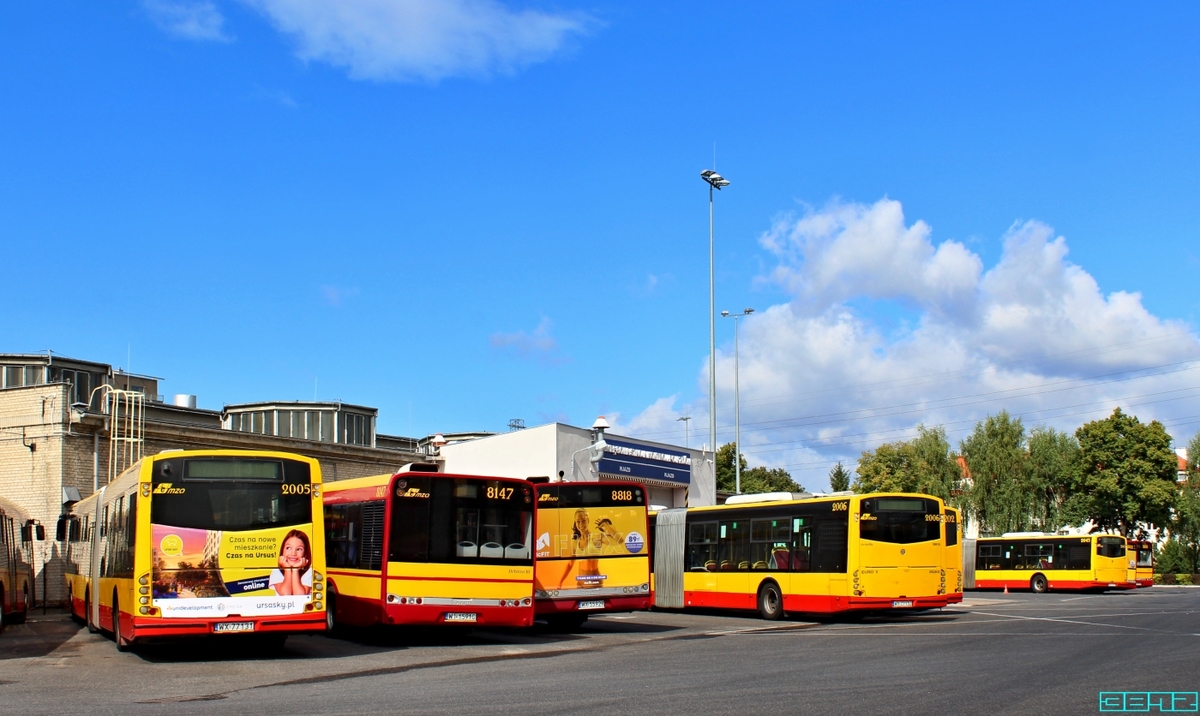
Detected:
left=104, top=387, right=145, bottom=483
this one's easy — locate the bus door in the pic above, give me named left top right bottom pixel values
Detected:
left=90, top=486, right=106, bottom=629
left=652, top=509, right=685, bottom=608
left=685, top=520, right=719, bottom=605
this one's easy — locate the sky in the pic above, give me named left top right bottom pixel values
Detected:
left=2, top=2, right=1199, bottom=489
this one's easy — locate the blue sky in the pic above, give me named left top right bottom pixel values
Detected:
left=3, top=2, right=1199, bottom=487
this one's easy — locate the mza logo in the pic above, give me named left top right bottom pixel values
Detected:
left=397, top=487, right=430, bottom=498
left=538, top=493, right=559, bottom=503
left=153, top=483, right=185, bottom=494
left=625, top=532, right=645, bottom=554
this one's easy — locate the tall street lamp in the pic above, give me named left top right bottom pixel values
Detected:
left=676, top=416, right=692, bottom=448
left=700, top=169, right=729, bottom=457
left=721, top=307, right=754, bottom=494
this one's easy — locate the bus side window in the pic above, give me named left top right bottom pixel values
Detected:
left=791, top=517, right=811, bottom=573
left=719, top=521, right=749, bottom=571
left=687, top=522, right=718, bottom=571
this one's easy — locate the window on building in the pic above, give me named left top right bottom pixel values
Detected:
left=277, top=410, right=292, bottom=438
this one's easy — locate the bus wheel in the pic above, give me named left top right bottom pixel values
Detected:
left=112, top=592, right=131, bottom=652
left=85, top=589, right=99, bottom=633
left=1030, top=574, right=1048, bottom=594
left=758, top=581, right=784, bottom=621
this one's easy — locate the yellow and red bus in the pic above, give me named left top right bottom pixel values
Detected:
left=0, top=496, right=35, bottom=630
left=64, top=450, right=327, bottom=651
left=1126, top=539, right=1154, bottom=587
left=533, top=482, right=651, bottom=629
left=973, top=533, right=1135, bottom=592
left=650, top=492, right=951, bottom=619
left=944, top=506, right=963, bottom=604
left=323, top=469, right=535, bottom=629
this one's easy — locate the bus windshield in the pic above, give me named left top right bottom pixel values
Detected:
left=1137, top=547, right=1153, bottom=567
left=859, top=497, right=941, bottom=544
left=150, top=458, right=312, bottom=531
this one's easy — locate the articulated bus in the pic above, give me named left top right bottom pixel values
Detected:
left=944, top=506, right=963, bottom=604
left=323, top=469, right=535, bottom=629
left=650, top=492, right=952, bottom=619
left=64, top=450, right=327, bottom=651
left=973, top=533, right=1135, bottom=592
left=0, top=496, right=35, bottom=630
left=1126, top=539, right=1154, bottom=587
left=533, top=482, right=651, bottom=629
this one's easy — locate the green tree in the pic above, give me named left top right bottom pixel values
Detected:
left=962, top=411, right=1032, bottom=535
left=854, top=425, right=961, bottom=500
left=1169, top=432, right=1200, bottom=574
left=1026, top=426, right=1083, bottom=529
left=715, top=443, right=803, bottom=494
left=828, top=462, right=851, bottom=492
left=1074, top=408, right=1178, bottom=537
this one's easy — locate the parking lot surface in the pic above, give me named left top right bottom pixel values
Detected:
left=2, top=587, right=1197, bottom=715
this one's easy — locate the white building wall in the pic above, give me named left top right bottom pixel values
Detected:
left=438, top=424, right=559, bottom=479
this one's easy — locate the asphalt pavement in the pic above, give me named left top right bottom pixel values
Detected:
left=2, top=587, right=1197, bottom=715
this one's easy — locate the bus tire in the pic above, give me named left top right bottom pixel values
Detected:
left=112, top=592, right=131, bottom=652
left=85, top=588, right=99, bottom=633
left=757, top=581, right=784, bottom=621
left=1030, top=574, right=1048, bottom=593
left=325, top=589, right=338, bottom=634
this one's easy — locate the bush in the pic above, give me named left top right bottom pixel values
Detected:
left=1176, top=574, right=1193, bottom=586
left=1155, top=540, right=1199, bottom=574
left=1161, top=573, right=1177, bottom=585
left=1153, top=574, right=1165, bottom=585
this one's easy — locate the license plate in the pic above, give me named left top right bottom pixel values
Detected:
left=891, top=600, right=914, bottom=608
left=578, top=600, right=605, bottom=610
left=445, top=612, right=477, bottom=623
left=213, top=621, right=255, bottom=633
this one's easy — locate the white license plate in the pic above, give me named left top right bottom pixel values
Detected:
left=891, top=600, right=914, bottom=608
left=213, top=621, right=255, bottom=633
left=444, top=612, right=477, bottom=623
left=578, top=600, right=605, bottom=610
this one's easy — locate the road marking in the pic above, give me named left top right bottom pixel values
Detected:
left=970, top=610, right=1196, bottom=635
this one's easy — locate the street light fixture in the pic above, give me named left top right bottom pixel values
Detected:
left=721, top=307, right=754, bottom=494
left=676, top=416, right=692, bottom=448
left=700, top=169, right=729, bottom=458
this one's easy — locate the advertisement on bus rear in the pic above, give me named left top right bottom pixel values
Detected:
left=151, top=523, right=315, bottom=618
left=535, top=503, right=648, bottom=594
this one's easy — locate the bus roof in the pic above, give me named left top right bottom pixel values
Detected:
left=687, top=491, right=940, bottom=514
left=324, top=471, right=533, bottom=494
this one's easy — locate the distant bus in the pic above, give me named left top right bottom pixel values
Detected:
left=650, top=492, right=951, bottom=619
left=323, top=470, right=535, bottom=629
left=64, top=450, right=327, bottom=651
left=944, top=506, right=963, bottom=604
left=973, top=533, right=1135, bottom=592
left=533, top=482, right=651, bottom=629
left=1126, top=539, right=1154, bottom=587
left=0, top=496, right=35, bottom=631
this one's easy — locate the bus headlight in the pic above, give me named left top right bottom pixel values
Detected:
left=314, top=602, right=322, bottom=610
left=139, top=607, right=149, bottom=615
left=140, top=597, right=149, bottom=605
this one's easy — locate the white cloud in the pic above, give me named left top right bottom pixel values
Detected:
left=144, top=0, right=231, bottom=42
left=619, top=198, right=1200, bottom=490
left=240, top=0, right=591, bottom=82
left=490, top=316, right=566, bottom=364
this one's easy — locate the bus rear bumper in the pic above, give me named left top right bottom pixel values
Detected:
left=383, top=602, right=534, bottom=628
left=847, top=596, right=950, bottom=610
left=535, top=595, right=652, bottom=615
left=129, top=612, right=326, bottom=639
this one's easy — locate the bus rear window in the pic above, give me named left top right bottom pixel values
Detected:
left=859, top=497, right=941, bottom=544
left=1097, top=537, right=1125, bottom=558
left=151, top=458, right=311, bottom=531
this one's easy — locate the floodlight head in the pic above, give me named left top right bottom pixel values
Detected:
left=744, top=308, right=755, bottom=315
left=721, top=310, right=730, bottom=317
left=700, top=170, right=730, bottom=189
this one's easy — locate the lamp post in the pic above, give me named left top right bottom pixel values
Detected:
left=700, top=169, right=729, bottom=457
left=676, top=416, right=692, bottom=448
left=721, top=308, right=754, bottom=493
